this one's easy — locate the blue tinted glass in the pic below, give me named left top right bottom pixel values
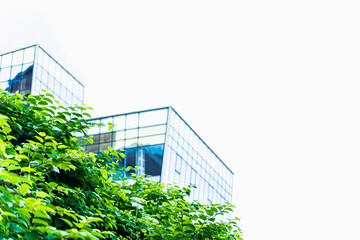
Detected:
left=143, top=144, right=164, bottom=176
left=125, top=148, right=136, bottom=176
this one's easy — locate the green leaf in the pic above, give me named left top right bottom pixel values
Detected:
left=0, top=138, right=5, bottom=153
left=21, top=167, right=36, bottom=173
left=36, top=191, right=50, bottom=198
left=32, top=218, right=49, bottom=226
left=2, top=211, right=16, bottom=217
left=25, top=232, right=40, bottom=240
left=85, top=217, right=103, bottom=224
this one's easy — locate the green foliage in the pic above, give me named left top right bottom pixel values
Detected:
left=0, top=89, right=242, bottom=239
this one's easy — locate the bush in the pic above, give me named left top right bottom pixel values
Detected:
left=0, top=90, right=242, bottom=239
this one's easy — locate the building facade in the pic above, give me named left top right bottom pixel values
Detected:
left=1, top=45, right=233, bottom=205
left=0, top=45, right=84, bottom=107
left=81, top=107, right=233, bottom=204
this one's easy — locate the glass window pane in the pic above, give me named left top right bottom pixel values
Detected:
left=138, top=134, right=165, bottom=146
left=48, top=76, right=55, bottom=91
left=12, top=50, right=23, bottom=65
left=143, top=145, right=164, bottom=176
left=0, top=79, right=9, bottom=90
left=179, top=120, right=185, bottom=135
left=138, top=125, right=166, bottom=137
left=59, top=68, right=67, bottom=84
left=114, top=140, right=125, bottom=150
left=87, top=143, right=99, bottom=153
left=139, top=109, right=168, bottom=127
left=92, top=134, right=100, bottom=144
left=87, top=120, right=100, bottom=135
left=100, top=117, right=112, bottom=133
left=113, top=116, right=125, bottom=131
left=100, top=132, right=113, bottom=142
left=0, top=67, right=11, bottom=82
left=175, top=154, right=182, bottom=172
left=42, top=52, right=49, bottom=69
left=114, top=130, right=125, bottom=141
left=23, top=46, right=35, bottom=63
left=10, top=65, right=22, bottom=79
left=125, top=148, right=137, bottom=176
left=55, top=65, right=62, bottom=81
left=126, top=113, right=138, bottom=129
left=125, top=129, right=138, bottom=139
left=48, top=58, right=55, bottom=77
left=1, top=53, right=12, bottom=68
left=174, top=171, right=180, bottom=184
left=54, top=79, right=61, bottom=96
left=125, top=138, right=138, bottom=148
left=99, top=142, right=112, bottom=152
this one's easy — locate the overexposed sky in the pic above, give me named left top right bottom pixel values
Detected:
left=1, top=1, right=360, bottom=239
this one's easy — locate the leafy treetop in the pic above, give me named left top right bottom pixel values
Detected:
left=0, top=89, right=242, bottom=239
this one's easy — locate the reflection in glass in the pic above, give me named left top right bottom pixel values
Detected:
left=125, top=138, right=137, bottom=148
left=5, top=64, right=33, bottom=94
left=143, top=145, right=163, bottom=176
left=125, top=148, right=136, bottom=176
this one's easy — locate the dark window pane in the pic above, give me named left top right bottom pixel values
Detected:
left=143, top=144, right=164, bottom=176
left=125, top=148, right=136, bottom=176
left=100, top=132, right=113, bottom=142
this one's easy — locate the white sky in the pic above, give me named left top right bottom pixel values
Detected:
left=1, top=1, right=360, bottom=239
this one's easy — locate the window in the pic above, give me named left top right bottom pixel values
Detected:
left=139, top=109, right=168, bottom=127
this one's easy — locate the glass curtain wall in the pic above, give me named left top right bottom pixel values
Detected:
left=0, top=46, right=36, bottom=96
left=0, top=45, right=84, bottom=107
left=32, top=46, right=84, bottom=106
left=161, top=108, right=233, bottom=204
left=81, top=108, right=168, bottom=181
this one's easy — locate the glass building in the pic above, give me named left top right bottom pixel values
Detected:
left=81, top=107, right=234, bottom=204
left=0, top=45, right=84, bottom=106
left=1, top=45, right=233, bottom=205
